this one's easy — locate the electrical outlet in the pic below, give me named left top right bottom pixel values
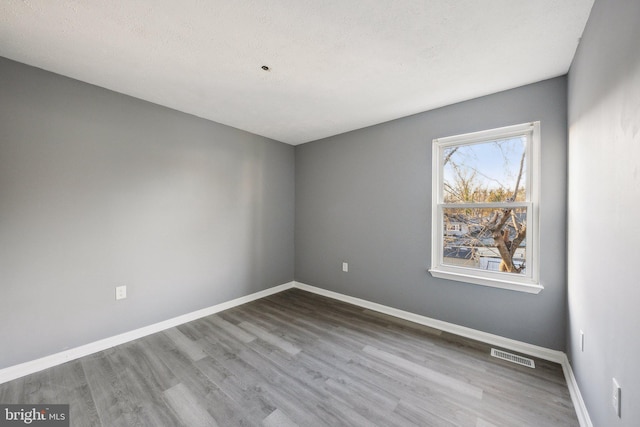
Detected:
left=580, top=330, right=584, bottom=352
left=612, top=378, right=621, bottom=417
left=115, top=285, right=127, bottom=300
left=342, top=262, right=348, bottom=272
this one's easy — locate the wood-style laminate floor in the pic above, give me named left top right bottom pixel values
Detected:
left=0, top=289, right=579, bottom=426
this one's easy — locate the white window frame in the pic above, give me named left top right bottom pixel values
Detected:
left=429, top=122, right=543, bottom=294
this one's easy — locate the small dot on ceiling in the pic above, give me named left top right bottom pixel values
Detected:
left=261, top=65, right=270, bottom=71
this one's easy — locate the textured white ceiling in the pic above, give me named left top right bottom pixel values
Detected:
left=0, top=0, right=593, bottom=145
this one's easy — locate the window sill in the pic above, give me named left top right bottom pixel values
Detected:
left=429, top=268, right=543, bottom=294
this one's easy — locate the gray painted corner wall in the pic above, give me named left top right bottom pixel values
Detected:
left=567, top=0, right=640, bottom=425
left=0, top=57, right=294, bottom=369
left=295, top=77, right=568, bottom=350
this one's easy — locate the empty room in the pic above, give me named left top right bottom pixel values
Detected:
left=1, top=0, right=638, bottom=426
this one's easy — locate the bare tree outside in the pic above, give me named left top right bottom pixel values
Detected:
left=441, top=136, right=528, bottom=274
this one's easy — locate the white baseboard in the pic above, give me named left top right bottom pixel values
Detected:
left=292, top=281, right=592, bottom=427
left=0, top=279, right=591, bottom=427
left=560, top=354, right=593, bottom=427
left=293, top=281, right=564, bottom=362
left=0, top=281, right=295, bottom=384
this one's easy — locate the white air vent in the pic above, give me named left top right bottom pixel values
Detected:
left=491, top=348, right=535, bottom=368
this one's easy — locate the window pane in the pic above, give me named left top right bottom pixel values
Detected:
left=443, top=136, right=527, bottom=203
left=443, top=206, right=527, bottom=274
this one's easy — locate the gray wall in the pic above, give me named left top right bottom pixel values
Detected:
left=296, top=77, right=568, bottom=350
left=567, top=0, right=640, bottom=425
left=0, top=57, right=295, bottom=369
